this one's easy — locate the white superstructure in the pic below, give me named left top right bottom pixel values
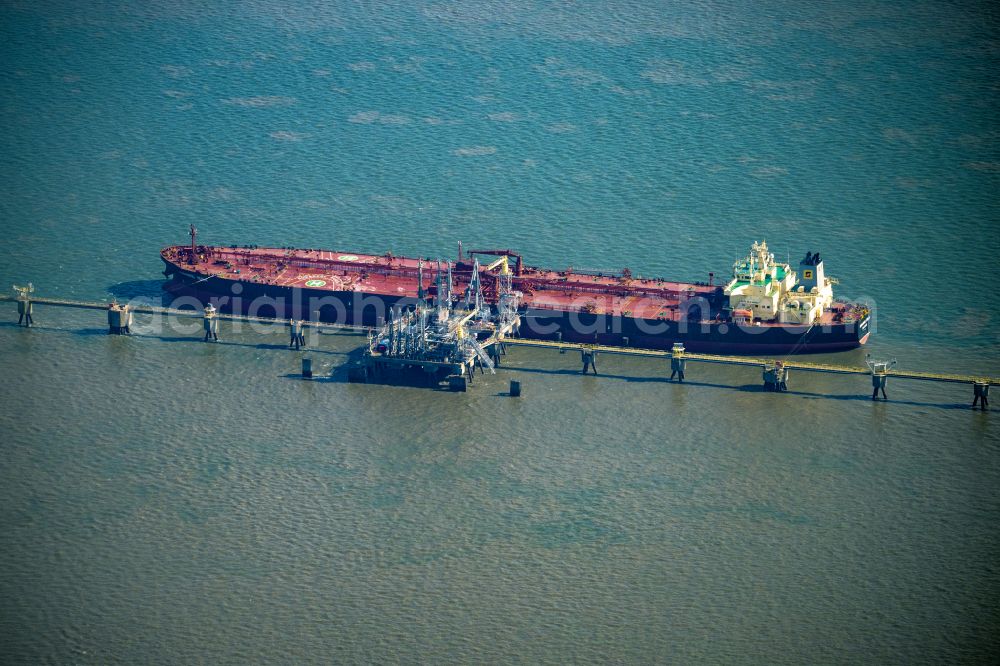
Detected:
left=723, top=241, right=837, bottom=325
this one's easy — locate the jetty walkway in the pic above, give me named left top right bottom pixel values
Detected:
left=2, top=292, right=994, bottom=406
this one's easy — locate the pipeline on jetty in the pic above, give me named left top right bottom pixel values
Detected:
left=1, top=292, right=366, bottom=333
left=505, top=338, right=992, bottom=386
left=2, top=290, right=995, bottom=407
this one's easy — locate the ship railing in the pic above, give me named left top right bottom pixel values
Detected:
left=570, top=268, right=627, bottom=278
left=199, top=248, right=708, bottom=304
left=526, top=280, right=689, bottom=302
left=524, top=302, right=616, bottom=315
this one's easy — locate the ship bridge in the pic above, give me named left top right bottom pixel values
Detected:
left=724, top=241, right=838, bottom=326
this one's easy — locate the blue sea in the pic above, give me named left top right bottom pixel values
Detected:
left=1, top=1, right=998, bottom=663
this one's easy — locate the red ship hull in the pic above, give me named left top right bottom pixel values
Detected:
left=161, top=244, right=870, bottom=355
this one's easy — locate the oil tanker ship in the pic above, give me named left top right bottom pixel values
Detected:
left=162, top=227, right=870, bottom=354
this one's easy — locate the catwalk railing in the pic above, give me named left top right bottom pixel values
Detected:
left=2, top=293, right=995, bottom=405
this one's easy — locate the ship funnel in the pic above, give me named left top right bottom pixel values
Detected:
left=798, top=250, right=824, bottom=291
